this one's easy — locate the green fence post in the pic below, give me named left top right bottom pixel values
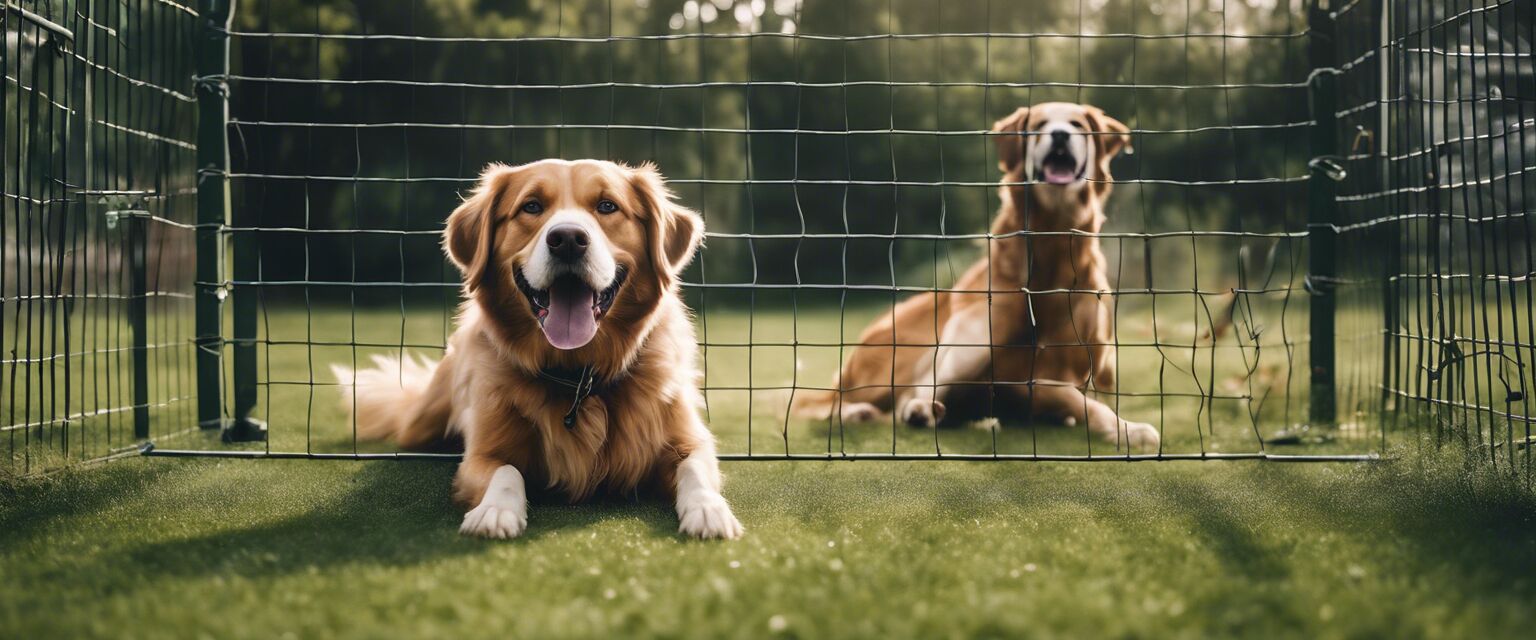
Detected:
left=227, top=206, right=263, bottom=442
left=1307, top=0, right=1340, bottom=429
left=67, top=5, right=91, bottom=443
left=195, top=0, right=265, bottom=442
left=1374, top=0, right=1398, bottom=417
left=229, top=94, right=262, bottom=441
left=228, top=239, right=262, bottom=442
left=194, top=0, right=232, bottom=432
left=124, top=198, right=151, bottom=439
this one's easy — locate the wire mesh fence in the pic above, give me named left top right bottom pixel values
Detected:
left=4, top=0, right=1532, bottom=477
left=1333, top=0, right=1535, bottom=478
left=3, top=0, right=200, bottom=476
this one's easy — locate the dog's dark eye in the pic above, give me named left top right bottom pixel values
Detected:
left=521, top=200, right=544, bottom=214
left=1072, top=121, right=1088, bottom=130
left=596, top=199, right=619, bottom=214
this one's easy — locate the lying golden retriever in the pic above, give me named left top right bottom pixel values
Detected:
left=334, top=159, right=743, bottom=539
left=793, top=102, right=1159, bottom=451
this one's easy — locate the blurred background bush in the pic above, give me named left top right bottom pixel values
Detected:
left=229, top=0, right=1318, bottom=299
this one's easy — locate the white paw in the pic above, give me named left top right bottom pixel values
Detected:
left=460, top=503, right=527, bottom=539
left=1122, top=421, right=1161, bottom=452
left=677, top=491, right=744, bottom=540
left=838, top=402, right=881, bottom=423
left=899, top=398, right=945, bottom=428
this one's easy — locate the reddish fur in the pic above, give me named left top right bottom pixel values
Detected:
left=792, top=102, right=1133, bottom=422
left=339, top=160, right=711, bottom=507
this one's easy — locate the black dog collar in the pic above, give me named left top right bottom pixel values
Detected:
left=537, top=364, right=609, bottom=429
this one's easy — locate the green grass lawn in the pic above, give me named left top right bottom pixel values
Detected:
left=5, top=304, right=1533, bottom=637
left=152, top=297, right=1383, bottom=460
left=6, top=294, right=1392, bottom=467
left=3, top=450, right=1534, bottom=638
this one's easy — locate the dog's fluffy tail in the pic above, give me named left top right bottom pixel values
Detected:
left=787, top=387, right=838, bottom=420
left=330, top=353, right=453, bottom=450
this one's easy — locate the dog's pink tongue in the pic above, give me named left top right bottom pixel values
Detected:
left=1044, top=163, right=1077, bottom=184
left=541, top=279, right=598, bottom=350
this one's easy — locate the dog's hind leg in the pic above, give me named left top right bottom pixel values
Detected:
left=787, top=386, right=886, bottom=423
left=898, top=306, right=994, bottom=427
left=1025, top=382, right=1159, bottom=452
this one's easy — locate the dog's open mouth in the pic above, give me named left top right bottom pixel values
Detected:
left=1041, top=148, right=1081, bottom=185
left=514, top=266, right=628, bottom=350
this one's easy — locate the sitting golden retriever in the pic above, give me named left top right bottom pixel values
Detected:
left=793, top=103, right=1159, bottom=451
left=334, top=159, right=743, bottom=539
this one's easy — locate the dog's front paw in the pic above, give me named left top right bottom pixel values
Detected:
left=460, top=503, right=527, bottom=539
left=677, top=491, right=744, bottom=540
left=1122, top=421, right=1161, bottom=452
left=899, top=398, right=946, bottom=428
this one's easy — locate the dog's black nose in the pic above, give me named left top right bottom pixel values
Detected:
left=546, top=224, right=589, bottom=262
left=1051, top=130, right=1071, bottom=146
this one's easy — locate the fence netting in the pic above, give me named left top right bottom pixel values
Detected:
left=5, top=0, right=1532, bottom=476
left=1332, top=0, right=1535, bottom=477
left=3, top=0, right=200, bottom=476
left=207, top=0, right=1331, bottom=461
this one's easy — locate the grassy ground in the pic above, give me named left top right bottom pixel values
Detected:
left=175, top=298, right=1383, bottom=459
left=3, top=451, right=1534, bottom=638
left=6, top=304, right=1531, bottom=637
left=6, top=294, right=1389, bottom=469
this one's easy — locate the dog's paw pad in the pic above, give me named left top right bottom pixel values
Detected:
left=460, top=503, right=527, bottom=539
left=899, top=399, right=945, bottom=428
left=678, top=492, right=744, bottom=540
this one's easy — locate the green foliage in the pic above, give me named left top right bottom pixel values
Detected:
left=227, top=0, right=1314, bottom=290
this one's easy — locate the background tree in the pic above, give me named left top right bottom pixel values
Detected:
left=228, top=0, right=1321, bottom=298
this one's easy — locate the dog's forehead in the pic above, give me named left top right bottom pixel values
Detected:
left=510, top=160, right=630, bottom=200
left=567, top=161, right=634, bottom=198
left=568, top=160, right=626, bottom=182
left=1033, top=102, right=1087, bottom=124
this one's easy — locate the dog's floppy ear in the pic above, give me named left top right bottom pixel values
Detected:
left=992, top=106, right=1030, bottom=174
left=1084, top=106, right=1132, bottom=163
left=630, top=163, right=704, bottom=285
left=445, top=164, right=516, bottom=291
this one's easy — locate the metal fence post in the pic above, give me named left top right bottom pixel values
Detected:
left=1375, top=0, right=1398, bottom=416
left=229, top=88, right=262, bottom=441
left=195, top=0, right=232, bottom=431
left=66, top=5, right=91, bottom=444
left=228, top=245, right=263, bottom=441
left=123, top=199, right=151, bottom=439
left=1307, top=0, right=1340, bottom=429
left=196, top=0, right=264, bottom=442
